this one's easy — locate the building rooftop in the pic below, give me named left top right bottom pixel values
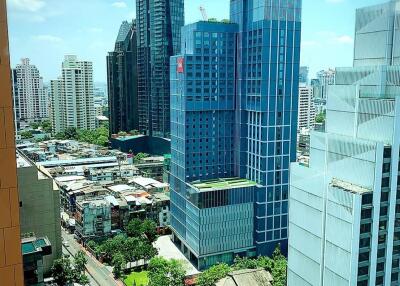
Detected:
left=37, top=156, right=118, bottom=168
left=330, top=178, right=372, bottom=195
left=216, top=268, right=273, bottom=286
left=21, top=236, right=51, bottom=256
left=190, top=177, right=257, bottom=192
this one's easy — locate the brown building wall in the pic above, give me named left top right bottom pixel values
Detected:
left=0, top=0, right=24, bottom=285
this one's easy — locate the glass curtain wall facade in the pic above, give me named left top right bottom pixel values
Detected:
left=107, top=21, right=139, bottom=135
left=288, top=1, right=400, bottom=286
left=230, top=0, right=302, bottom=255
left=170, top=0, right=302, bottom=270
left=170, top=22, right=259, bottom=270
left=136, top=0, right=184, bottom=138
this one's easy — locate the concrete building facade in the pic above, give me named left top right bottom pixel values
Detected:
left=288, top=1, right=400, bottom=286
left=12, top=58, right=48, bottom=130
left=0, top=0, right=24, bottom=284
left=17, top=151, right=62, bottom=275
left=298, top=85, right=315, bottom=130
left=50, top=55, right=95, bottom=134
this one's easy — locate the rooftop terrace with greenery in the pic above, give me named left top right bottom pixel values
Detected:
left=190, top=177, right=257, bottom=192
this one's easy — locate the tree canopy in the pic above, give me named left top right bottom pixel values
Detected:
left=148, top=257, right=186, bottom=286
left=51, top=252, right=90, bottom=286
left=55, top=126, right=109, bottom=147
left=196, top=245, right=287, bottom=286
left=315, top=112, right=326, bottom=124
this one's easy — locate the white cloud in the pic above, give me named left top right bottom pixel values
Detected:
left=8, top=0, right=45, bottom=12
left=334, top=35, right=353, bottom=44
left=112, top=1, right=127, bottom=8
left=32, top=34, right=63, bottom=44
left=315, top=31, right=353, bottom=45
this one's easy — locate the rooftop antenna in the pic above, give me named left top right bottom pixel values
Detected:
left=199, top=6, right=208, bottom=21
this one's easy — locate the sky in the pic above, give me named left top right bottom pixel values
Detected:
left=7, top=0, right=386, bottom=83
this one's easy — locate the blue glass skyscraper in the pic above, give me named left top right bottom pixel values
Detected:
left=231, top=0, right=302, bottom=255
left=170, top=0, right=302, bottom=270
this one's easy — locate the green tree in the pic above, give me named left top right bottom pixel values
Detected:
left=196, top=263, right=231, bottom=286
left=75, top=274, right=90, bottom=285
left=148, top=257, right=185, bottom=286
left=100, top=235, right=125, bottom=263
left=64, top=127, right=79, bottom=139
left=112, top=252, right=126, bottom=279
left=30, top=122, right=40, bottom=129
left=271, top=246, right=287, bottom=286
left=123, top=237, right=141, bottom=263
left=129, top=130, right=140, bottom=136
left=134, top=152, right=150, bottom=163
left=20, top=131, right=33, bottom=139
left=41, top=119, right=52, bottom=133
left=74, top=250, right=88, bottom=277
left=232, top=256, right=259, bottom=270
left=126, top=219, right=144, bottom=238
left=141, top=219, right=157, bottom=242
left=86, top=240, right=97, bottom=250
left=51, top=256, right=74, bottom=286
left=141, top=241, right=158, bottom=262
left=118, top=131, right=128, bottom=137
left=315, top=112, right=326, bottom=124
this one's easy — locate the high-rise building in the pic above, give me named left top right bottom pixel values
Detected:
left=0, top=0, right=24, bottom=284
left=170, top=0, right=302, bottom=270
left=288, top=1, right=400, bottom=286
left=136, top=0, right=184, bottom=138
left=12, top=58, right=48, bottom=130
left=299, top=66, right=309, bottom=84
left=315, top=69, right=335, bottom=99
left=107, top=20, right=139, bottom=135
left=50, top=55, right=95, bottom=134
left=232, top=0, right=301, bottom=256
left=298, top=85, right=315, bottom=130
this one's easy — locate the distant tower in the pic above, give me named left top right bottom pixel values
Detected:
left=136, top=0, right=184, bottom=138
left=298, top=85, right=315, bottom=130
left=107, top=20, right=139, bottom=135
left=50, top=55, right=95, bottom=134
left=299, top=66, right=309, bottom=84
left=12, top=58, right=48, bottom=129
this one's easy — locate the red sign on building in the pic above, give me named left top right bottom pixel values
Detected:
left=177, top=57, right=184, bottom=73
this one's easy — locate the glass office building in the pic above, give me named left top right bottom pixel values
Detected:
left=136, top=0, right=184, bottom=138
left=170, top=22, right=259, bottom=270
left=170, top=0, right=302, bottom=270
left=231, top=0, right=302, bottom=255
left=288, top=2, right=400, bottom=286
left=107, top=21, right=139, bottom=135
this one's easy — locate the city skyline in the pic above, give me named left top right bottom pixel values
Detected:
left=7, top=0, right=386, bottom=83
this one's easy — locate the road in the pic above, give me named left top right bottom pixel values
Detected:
left=62, top=229, right=120, bottom=286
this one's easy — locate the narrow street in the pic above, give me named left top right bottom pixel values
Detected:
left=62, top=229, right=121, bottom=286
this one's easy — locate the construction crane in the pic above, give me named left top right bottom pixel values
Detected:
left=199, top=6, right=208, bottom=21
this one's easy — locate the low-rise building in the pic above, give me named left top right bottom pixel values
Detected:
left=75, top=198, right=112, bottom=241
left=22, top=236, right=52, bottom=286
left=17, top=151, right=62, bottom=275
left=129, top=176, right=169, bottom=193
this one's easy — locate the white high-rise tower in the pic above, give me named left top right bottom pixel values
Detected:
left=50, top=55, right=95, bottom=134
left=13, top=58, right=48, bottom=129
